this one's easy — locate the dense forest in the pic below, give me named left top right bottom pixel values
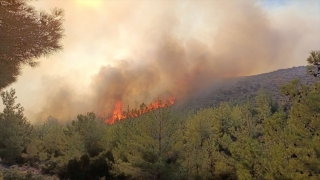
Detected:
left=1, top=59, right=320, bottom=180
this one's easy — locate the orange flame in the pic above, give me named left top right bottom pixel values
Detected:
left=105, top=97, right=176, bottom=124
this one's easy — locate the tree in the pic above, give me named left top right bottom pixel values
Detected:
left=0, top=89, right=33, bottom=163
left=67, top=112, right=107, bottom=157
left=181, top=105, right=236, bottom=180
left=280, top=80, right=320, bottom=179
left=228, top=102, right=266, bottom=180
left=25, top=117, right=86, bottom=175
left=112, top=105, right=184, bottom=180
left=0, top=0, right=64, bottom=89
left=182, top=108, right=216, bottom=179
left=307, top=50, right=320, bottom=77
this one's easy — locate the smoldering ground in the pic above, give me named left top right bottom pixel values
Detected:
left=14, top=0, right=319, bottom=122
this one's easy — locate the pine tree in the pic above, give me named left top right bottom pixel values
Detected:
left=0, top=89, right=32, bottom=163
left=182, top=108, right=216, bottom=179
left=280, top=80, right=320, bottom=179
left=229, top=102, right=266, bottom=180
left=182, top=105, right=236, bottom=180
left=262, top=109, right=295, bottom=179
left=25, top=117, right=85, bottom=174
left=67, top=112, right=106, bottom=157
left=306, top=50, right=320, bottom=78
left=112, top=106, right=183, bottom=180
left=0, top=0, right=64, bottom=89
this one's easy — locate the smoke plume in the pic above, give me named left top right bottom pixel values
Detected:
left=13, top=0, right=319, bottom=122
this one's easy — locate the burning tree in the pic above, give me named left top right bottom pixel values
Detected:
left=105, top=97, right=176, bottom=124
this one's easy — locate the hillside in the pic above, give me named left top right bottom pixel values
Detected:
left=1, top=65, right=319, bottom=179
left=185, top=66, right=315, bottom=109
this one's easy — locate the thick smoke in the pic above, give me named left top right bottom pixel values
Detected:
left=23, top=0, right=320, bottom=121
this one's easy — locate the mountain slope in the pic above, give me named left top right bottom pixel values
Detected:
left=185, top=66, right=315, bottom=109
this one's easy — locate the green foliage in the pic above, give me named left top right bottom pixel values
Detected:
left=24, top=117, right=85, bottom=174
left=306, top=50, right=320, bottom=77
left=2, top=82, right=319, bottom=180
left=255, top=90, right=278, bottom=119
left=228, top=102, right=266, bottom=180
left=67, top=112, right=107, bottom=157
left=1, top=57, right=320, bottom=179
left=1, top=168, right=46, bottom=180
left=261, top=110, right=290, bottom=179
left=280, top=80, right=320, bottom=179
left=181, top=105, right=236, bottom=180
left=112, top=107, right=184, bottom=180
left=182, top=108, right=216, bottom=179
left=53, top=113, right=118, bottom=179
left=22, top=113, right=118, bottom=179
left=0, top=89, right=32, bottom=163
left=0, top=0, right=64, bottom=89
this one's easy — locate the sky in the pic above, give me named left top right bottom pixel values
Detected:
left=2, top=0, right=320, bottom=123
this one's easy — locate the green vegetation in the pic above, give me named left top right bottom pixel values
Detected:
left=307, top=51, right=320, bottom=77
left=0, top=2, right=319, bottom=179
left=0, top=167, right=51, bottom=180
left=0, top=51, right=320, bottom=179
left=0, top=89, right=33, bottom=163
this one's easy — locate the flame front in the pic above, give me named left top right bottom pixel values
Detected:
left=105, top=97, right=176, bottom=124
left=105, top=101, right=126, bottom=124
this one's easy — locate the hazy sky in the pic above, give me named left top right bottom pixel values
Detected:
left=2, top=0, right=320, bottom=122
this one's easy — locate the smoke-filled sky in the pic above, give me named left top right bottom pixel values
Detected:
left=2, top=0, right=320, bottom=122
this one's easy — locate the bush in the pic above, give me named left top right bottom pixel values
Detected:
left=2, top=168, right=45, bottom=180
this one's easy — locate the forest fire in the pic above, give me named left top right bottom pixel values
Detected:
left=105, top=97, right=176, bottom=124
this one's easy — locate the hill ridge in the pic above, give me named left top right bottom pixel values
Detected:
left=186, top=66, right=314, bottom=109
